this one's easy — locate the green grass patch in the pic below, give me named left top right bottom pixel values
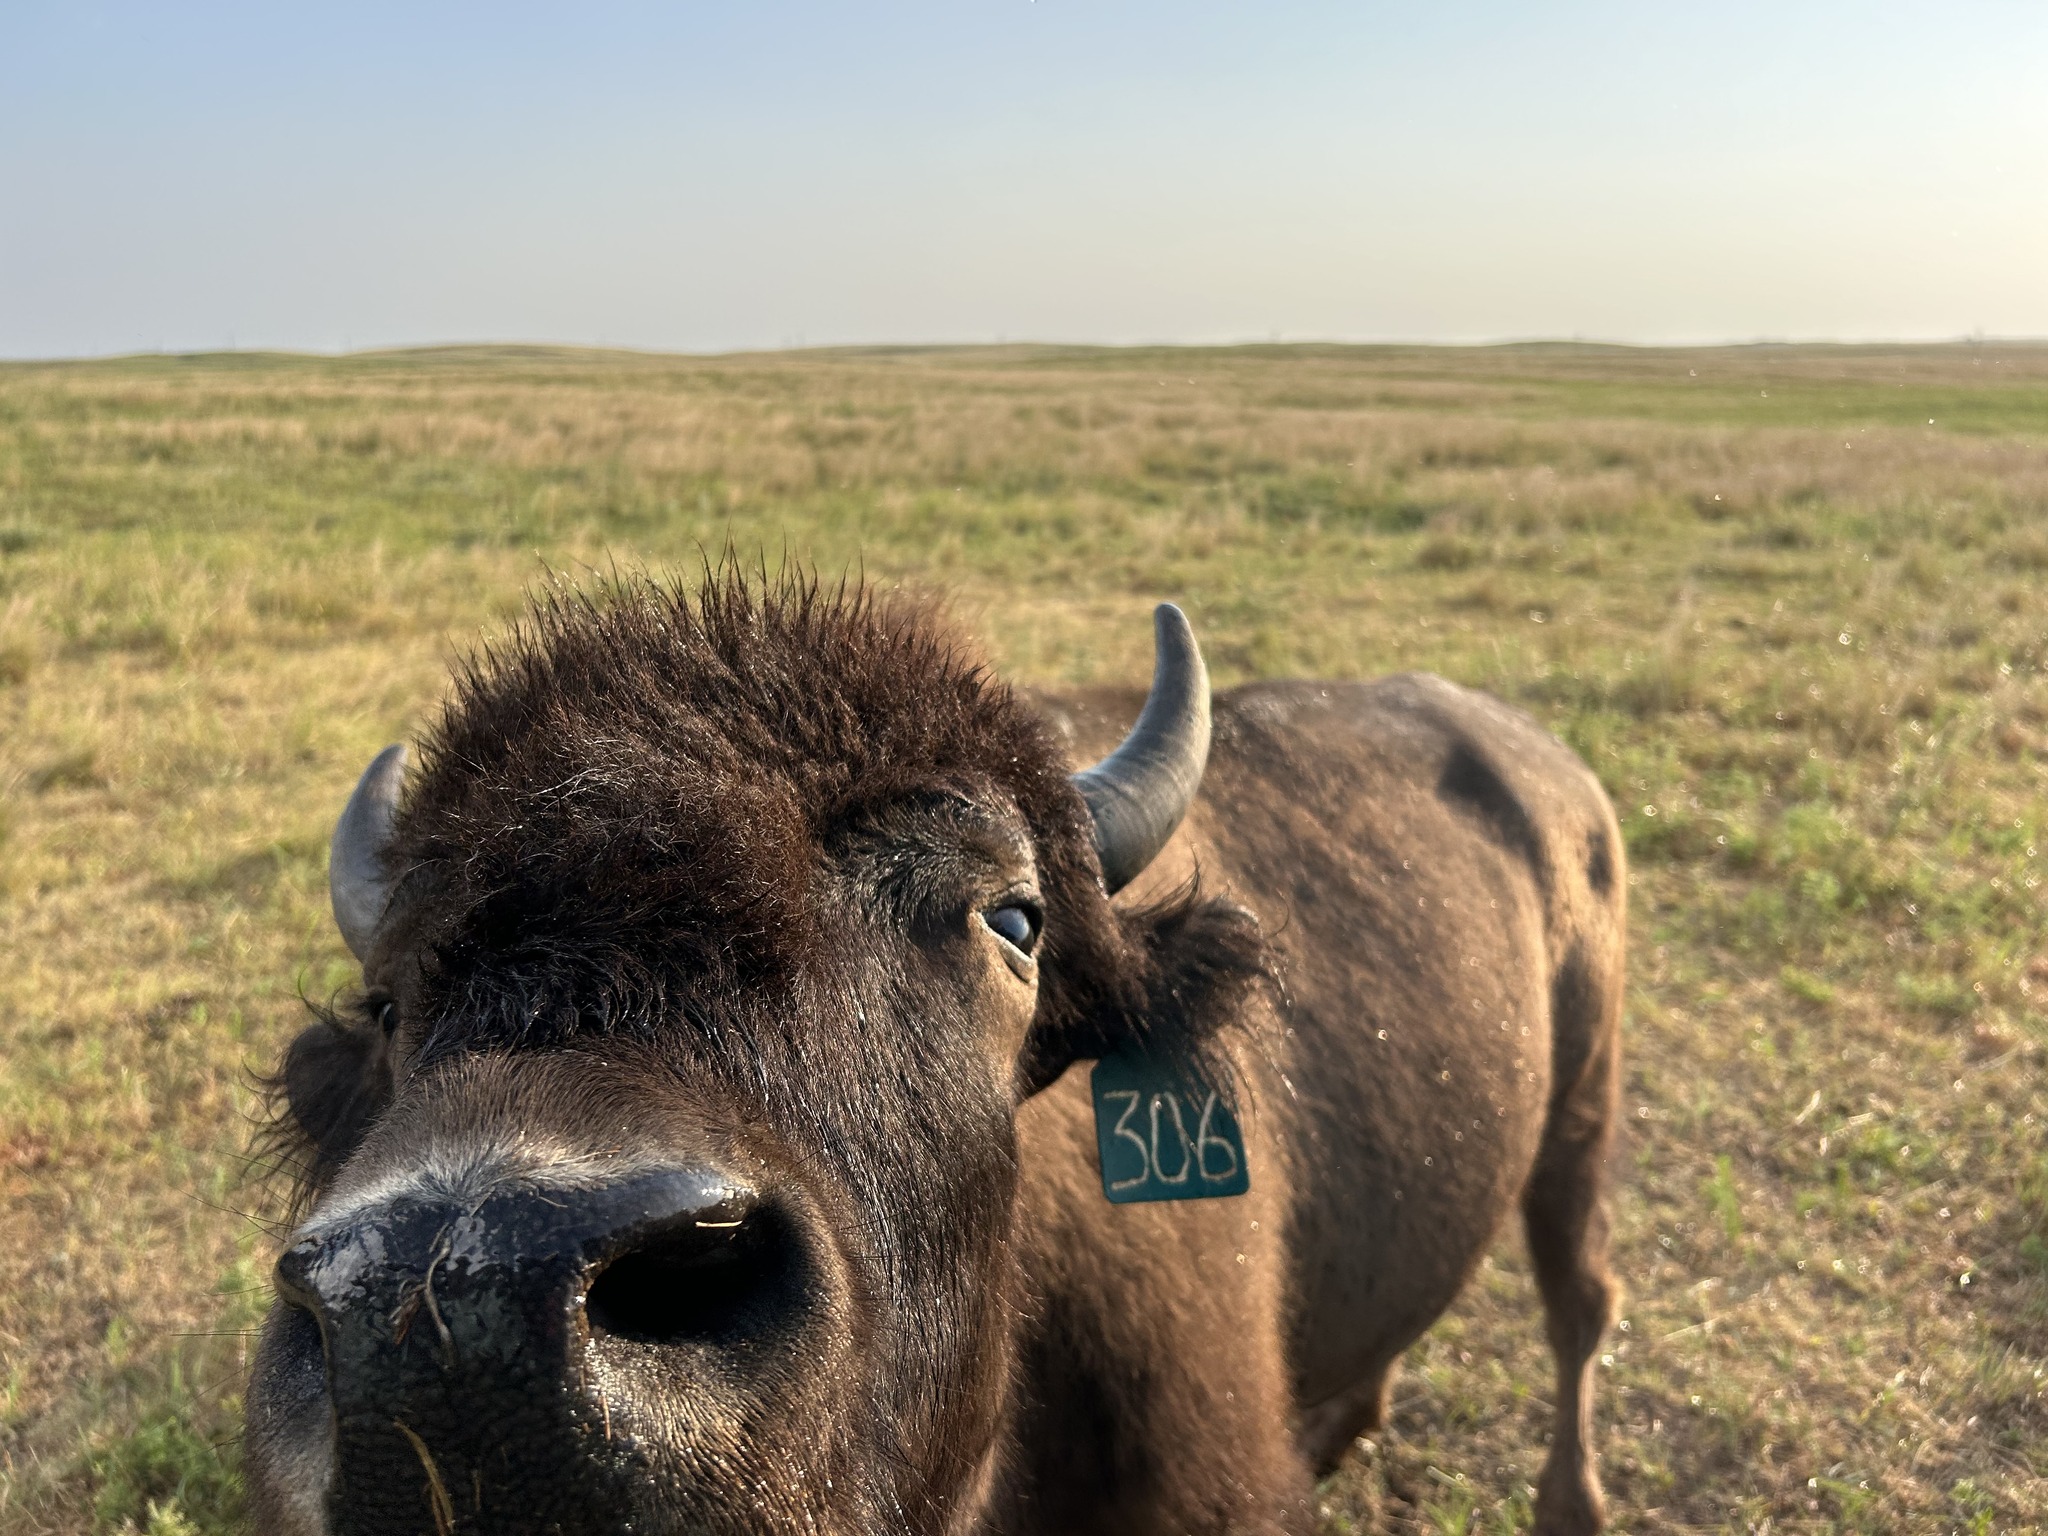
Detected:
left=7, top=341, right=2048, bottom=1532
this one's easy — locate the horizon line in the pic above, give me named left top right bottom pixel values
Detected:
left=7, top=333, right=2048, bottom=367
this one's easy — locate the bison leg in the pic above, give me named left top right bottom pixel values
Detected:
left=1521, top=1023, right=1619, bottom=1536
left=1295, top=1364, right=1394, bottom=1479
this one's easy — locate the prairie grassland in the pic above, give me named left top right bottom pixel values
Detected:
left=3, top=342, right=2048, bottom=1535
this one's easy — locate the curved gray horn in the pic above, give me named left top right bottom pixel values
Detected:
left=1071, top=604, right=1211, bottom=894
left=330, top=744, right=407, bottom=961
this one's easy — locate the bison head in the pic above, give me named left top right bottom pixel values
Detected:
left=245, top=575, right=1249, bottom=1536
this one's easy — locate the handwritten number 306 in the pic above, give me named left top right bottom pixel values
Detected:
left=1105, top=1090, right=1240, bottom=1191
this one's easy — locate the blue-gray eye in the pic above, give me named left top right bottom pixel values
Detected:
left=984, top=903, right=1041, bottom=955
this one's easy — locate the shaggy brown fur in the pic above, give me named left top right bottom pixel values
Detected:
left=246, top=571, right=1622, bottom=1536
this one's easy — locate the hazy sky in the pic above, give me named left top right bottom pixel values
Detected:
left=4, top=1, right=2044, bottom=356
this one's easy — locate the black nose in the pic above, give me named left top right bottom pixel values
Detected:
left=274, top=1164, right=759, bottom=1336
left=275, top=1166, right=777, bottom=1534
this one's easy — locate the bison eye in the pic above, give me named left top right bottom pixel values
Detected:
left=982, top=902, right=1041, bottom=958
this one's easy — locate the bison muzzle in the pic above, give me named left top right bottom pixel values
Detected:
left=247, top=574, right=1626, bottom=1535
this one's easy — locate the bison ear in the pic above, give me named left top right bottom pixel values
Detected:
left=281, top=1006, right=398, bottom=1170
left=1016, top=889, right=1267, bottom=1100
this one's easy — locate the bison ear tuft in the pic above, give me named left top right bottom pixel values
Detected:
left=280, top=1005, right=398, bottom=1170
left=1017, top=886, right=1268, bottom=1100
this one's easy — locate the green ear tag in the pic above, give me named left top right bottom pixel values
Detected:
left=1090, top=1051, right=1250, bottom=1203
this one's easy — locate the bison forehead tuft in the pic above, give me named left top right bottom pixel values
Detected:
left=384, top=570, right=1100, bottom=1040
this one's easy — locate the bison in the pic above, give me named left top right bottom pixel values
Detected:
left=247, top=573, right=1625, bottom=1535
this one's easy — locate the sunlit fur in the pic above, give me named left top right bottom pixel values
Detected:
left=251, top=570, right=1267, bottom=1535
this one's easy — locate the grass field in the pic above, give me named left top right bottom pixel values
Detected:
left=4, top=340, right=2048, bottom=1534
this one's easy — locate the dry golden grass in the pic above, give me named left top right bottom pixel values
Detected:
left=4, top=342, right=2048, bottom=1534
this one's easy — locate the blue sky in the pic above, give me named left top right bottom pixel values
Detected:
left=3, top=1, right=2043, bottom=356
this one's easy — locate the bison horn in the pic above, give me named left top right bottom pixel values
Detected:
left=330, top=744, right=407, bottom=961
left=1071, top=604, right=1211, bottom=894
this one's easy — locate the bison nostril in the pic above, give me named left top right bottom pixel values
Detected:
left=585, top=1200, right=793, bottom=1346
left=273, top=1235, right=325, bottom=1312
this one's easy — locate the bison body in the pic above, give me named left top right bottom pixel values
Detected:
left=246, top=579, right=1623, bottom=1535
left=1001, top=676, right=1623, bottom=1533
